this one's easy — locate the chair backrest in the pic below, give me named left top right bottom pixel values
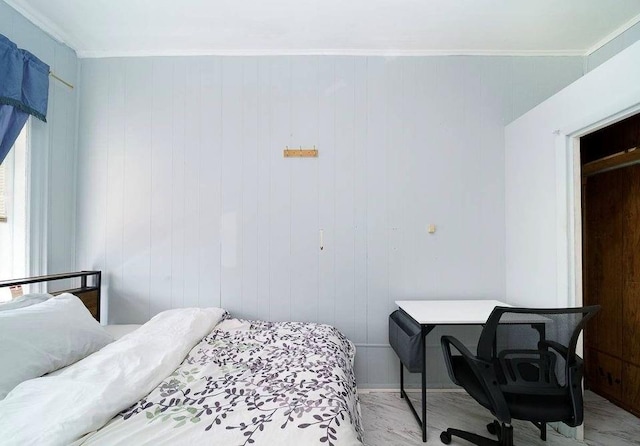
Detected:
left=476, top=306, right=600, bottom=425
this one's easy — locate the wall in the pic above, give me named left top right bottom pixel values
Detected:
left=0, top=1, right=79, bottom=282
left=505, top=42, right=640, bottom=309
left=76, top=54, right=582, bottom=387
left=586, top=21, right=640, bottom=72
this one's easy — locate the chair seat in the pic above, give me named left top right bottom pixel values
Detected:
left=451, top=356, right=574, bottom=423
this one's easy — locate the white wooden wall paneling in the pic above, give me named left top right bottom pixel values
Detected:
left=352, top=58, right=369, bottom=346
left=220, top=58, right=243, bottom=316
left=240, top=58, right=259, bottom=317
left=122, top=59, right=152, bottom=321
left=255, top=58, right=271, bottom=321
left=76, top=55, right=585, bottom=387
left=290, top=56, right=319, bottom=323
left=333, top=57, right=357, bottom=341
left=268, top=57, right=292, bottom=322
left=317, top=57, right=336, bottom=327
left=183, top=58, right=203, bottom=309
left=586, top=21, right=640, bottom=72
left=105, top=60, right=126, bottom=321
left=170, top=61, right=187, bottom=311
left=198, top=58, right=223, bottom=310
left=149, top=58, right=175, bottom=316
left=364, top=57, right=390, bottom=386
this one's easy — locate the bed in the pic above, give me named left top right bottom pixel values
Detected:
left=0, top=272, right=364, bottom=446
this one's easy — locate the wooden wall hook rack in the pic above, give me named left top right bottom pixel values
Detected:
left=284, top=146, right=318, bottom=158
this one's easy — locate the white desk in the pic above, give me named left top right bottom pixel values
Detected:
left=395, top=300, right=511, bottom=325
left=393, top=299, right=511, bottom=442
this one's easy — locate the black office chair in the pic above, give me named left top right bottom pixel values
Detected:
left=440, top=305, right=600, bottom=446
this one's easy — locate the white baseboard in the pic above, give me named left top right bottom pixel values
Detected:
left=358, top=388, right=465, bottom=394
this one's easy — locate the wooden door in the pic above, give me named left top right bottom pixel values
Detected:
left=623, top=362, right=640, bottom=417
left=584, top=163, right=640, bottom=416
left=584, top=169, right=624, bottom=356
left=622, top=165, right=640, bottom=417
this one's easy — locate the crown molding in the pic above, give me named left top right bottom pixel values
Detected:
left=77, top=48, right=585, bottom=58
left=5, top=0, right=639, bottom=60
left=3, top=0, right=81, bottom=50
left=585, top=13, right=640, bottom=56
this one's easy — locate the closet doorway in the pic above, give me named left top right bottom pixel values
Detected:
left=581, top=112, right=640, bottom=418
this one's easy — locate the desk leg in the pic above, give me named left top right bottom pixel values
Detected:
left=421, top=325, right=435, bottom=442
left=397, top=324, right=434, bottom=442
left=421, top=334, right=427, bottom=443
left=422, top=329, right=427, bottom=442
left=400, top=361, right=404, bottom=399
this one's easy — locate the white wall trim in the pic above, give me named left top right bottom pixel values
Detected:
left=4, top=0, right=638, bottom=59
left=569, top=136, right=582, bottom=310
left=584, top=13, right=640, bottom=56
left=76, top=48, right=585, bottom=59
left=554, top=103, right=640, bottom=313
left=559, top=103, right=640, bottom=137
left=3, top=0, right=81, bottom=50
left=26, top=119, right=48, bottom=282
left=553, top=102, right=640, bottom=441
left=358, top=388, right=465, bottom=394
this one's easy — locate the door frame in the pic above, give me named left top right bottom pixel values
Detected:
left=562, top=102, right=640, bottom=309
left=557, top=102, right=640, bottom=440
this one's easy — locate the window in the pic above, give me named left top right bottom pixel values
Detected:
left=0, top=162, right=6, bottom=222
left=0, top=126, right=29, bottom=302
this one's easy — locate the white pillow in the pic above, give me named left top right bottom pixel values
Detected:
left=0, top=293, right=52, bottom=311
left=0, top=293, right=114, bottom=399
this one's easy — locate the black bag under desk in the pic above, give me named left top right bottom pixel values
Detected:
left=389, top=309, right=424, bottom=373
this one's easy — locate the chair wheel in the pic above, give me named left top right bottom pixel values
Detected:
left=440, top=431, right=452, bottom=444
left=487, top=422, right=497, bottom=435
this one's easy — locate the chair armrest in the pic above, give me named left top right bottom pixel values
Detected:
left=441, top=336, right=492, bottom=386
left=442, top=335, right=476, bottom=361
left=539, top=340, right=569, bottom=358
left=441, top=335, right=464, bottom=385
left=441, top=335, right=512, bottom=423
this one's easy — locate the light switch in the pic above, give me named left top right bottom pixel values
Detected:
left=428, top=224, right=436, bottom=234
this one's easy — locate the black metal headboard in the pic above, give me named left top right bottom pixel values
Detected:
left=0, top=271, right=102, bottom=321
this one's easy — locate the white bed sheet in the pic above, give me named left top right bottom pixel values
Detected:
left=103, top=324, right=142, bottom=340
left=0, top=307, right=226, bottom=446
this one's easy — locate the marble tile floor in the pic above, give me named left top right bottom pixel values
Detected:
left=360, top=390, right=640, bottom=446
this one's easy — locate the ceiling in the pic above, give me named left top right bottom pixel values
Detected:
left=5, top=0, right=640, bottom=57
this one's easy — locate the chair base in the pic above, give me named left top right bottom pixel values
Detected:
left=440, top=421, right=513, bottom=446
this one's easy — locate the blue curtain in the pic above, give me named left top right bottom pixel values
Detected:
left=0, top=34, right=49, bottom=164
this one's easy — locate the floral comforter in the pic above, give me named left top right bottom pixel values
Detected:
left=81, top=319, right=364, bottom=445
